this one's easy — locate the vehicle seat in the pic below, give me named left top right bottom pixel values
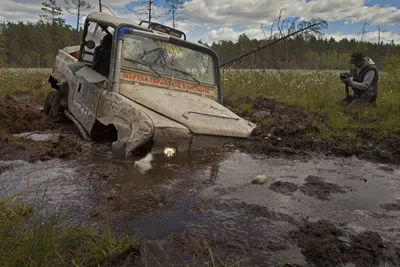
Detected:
left=92, top=34, right=112, bottom=77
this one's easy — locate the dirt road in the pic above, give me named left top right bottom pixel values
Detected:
left=1, top=94, right=400, bottom=267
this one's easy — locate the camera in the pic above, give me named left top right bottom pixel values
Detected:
left=340, top=72, right=350, bottom=80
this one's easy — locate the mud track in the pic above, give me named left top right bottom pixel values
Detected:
left=0, top=95, right=82, bottom=163
left=226, top=96, right=400, bottom=165
left=1, top=93, right=400, bottom=266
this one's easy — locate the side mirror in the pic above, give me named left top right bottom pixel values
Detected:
left=85, top=40, right=96, bottom=49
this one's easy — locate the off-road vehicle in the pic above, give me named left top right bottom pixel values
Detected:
left=45, top=12, right=256, bottom=158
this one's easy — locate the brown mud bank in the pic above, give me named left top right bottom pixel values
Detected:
left=226, top=96, right=400, bottom=165
left=0, top=94, right=82, bottom=163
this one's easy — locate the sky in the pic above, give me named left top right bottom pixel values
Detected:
left=1, top=0, right=400, bottom=44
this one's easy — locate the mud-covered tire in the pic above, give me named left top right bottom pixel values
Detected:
left=43, top=91, right=66, bottom=122
left=43, top=91, right=56, bottom=115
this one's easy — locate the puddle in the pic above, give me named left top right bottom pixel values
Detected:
left=1, top=151, right=400, bottom=266
left=13, top=131, right=60, bottom=141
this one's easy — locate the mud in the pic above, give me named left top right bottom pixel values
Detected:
left=1, top=93, right=400, bottom=266
left=0, top=164, right=12, bottom=174
left=226, top=96, right=400, bottom=165
left=299, top=175, right=347, bottom=200
left=0, top=134, right=82, bottom=163
left=380, top=201, right=400, bottom=211
left=0, top=94, right=81, bottom=163
left=28, top=135, right=82, bottom=163
left=289, top=220, right=390, bottom=267
left=269, top=181, right=299, bottom=195
left=0, top=95, right=55, bottom=134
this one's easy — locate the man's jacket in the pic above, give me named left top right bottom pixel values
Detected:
left=349, top=57, right=379, bottom=100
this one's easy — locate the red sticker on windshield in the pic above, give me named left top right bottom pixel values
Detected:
left=121, top=71, right=215, bottom=96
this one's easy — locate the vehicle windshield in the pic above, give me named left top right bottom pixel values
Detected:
left=121, top=33, right=216, bottom=85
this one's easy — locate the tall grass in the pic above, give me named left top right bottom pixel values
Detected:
left=222, top=68, right=400, bottom=135
left=0, top=68, right=52, bottom=100
left=0, top=195, right=140, bottom=267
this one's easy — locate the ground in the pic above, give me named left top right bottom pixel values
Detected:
left=1, top=69, right=400, bottom=266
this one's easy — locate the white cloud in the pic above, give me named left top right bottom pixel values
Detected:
left=1, top=0, right=399, bottom=46
left=0, top=0, right=42, bottom=22
left=201, top=27, right=269, bottom=43
left=183, top=0, right=400, bottom=27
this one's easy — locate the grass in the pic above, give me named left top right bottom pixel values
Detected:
left=222, top=68, right=400, bottom=146
left=0, top=195, right=141, bottom=267
left=0, top=193, right=243, bottom=267
left=0, top=68, right=52, bottom=100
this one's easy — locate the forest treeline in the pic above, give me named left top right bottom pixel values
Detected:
left=0, top=0, right=399, bottom=69
left=0, top=21, right=82, bottom=68
left=208, top=34, right=400, bottom=70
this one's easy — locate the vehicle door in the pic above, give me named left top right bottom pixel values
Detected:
left=69, top=21, right=115, bottom=134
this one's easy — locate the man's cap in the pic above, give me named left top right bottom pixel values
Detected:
left=350, top=51, right=364, bottom=63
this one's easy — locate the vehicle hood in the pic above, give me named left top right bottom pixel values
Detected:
left=119, top=83, right=256, bottom=138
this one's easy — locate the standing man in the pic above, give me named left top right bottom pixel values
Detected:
left=339, top=51, right=379, bottom=107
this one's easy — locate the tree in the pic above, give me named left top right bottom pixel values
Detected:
left=40, top=0, right=64, bottom=25
left=360, top=21, right=369, bottom=42
left=164, top=0, right=186, bottom=28
left=64, top=0, right=94, bottom=30
left=376, top=25, right=388, bottom=45
left=129, top=0, right=160, bottom=22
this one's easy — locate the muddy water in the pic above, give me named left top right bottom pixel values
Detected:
left=1, top=136, right=400, bottom=266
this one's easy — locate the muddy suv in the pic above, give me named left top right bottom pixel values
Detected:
left=45, top=12, right=256, bottom=158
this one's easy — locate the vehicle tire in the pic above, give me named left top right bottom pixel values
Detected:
left=43, top=91, right=66, bottom=122
left=43, top=91, right=56, bottom=115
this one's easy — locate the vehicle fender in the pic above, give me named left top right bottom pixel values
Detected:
left=97, top=116, right=132, bottom=141
left=96, top=97, right=156, bottom=157
left=49, top=71, right=67, bottom=90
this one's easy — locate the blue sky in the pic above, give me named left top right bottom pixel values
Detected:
left=1, top=0, right=400, bottom=44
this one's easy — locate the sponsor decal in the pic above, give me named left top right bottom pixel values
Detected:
left=121, top=71, right=216, bottom=96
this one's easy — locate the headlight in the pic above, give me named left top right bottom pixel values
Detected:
left=163, top=147, right=176, bottom=157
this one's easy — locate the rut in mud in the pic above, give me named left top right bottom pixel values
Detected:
left=0, top=95, right=54, bottom=134
left=0, top=94, right=82, bottom=163
left=226, top=96, right=400, bottom=165
left=289, top=220, right=392, bottom=267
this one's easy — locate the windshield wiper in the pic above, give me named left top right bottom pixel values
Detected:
left=167, top=67, right=201, bottom=85
left=128, top=59, right=162, bottom=77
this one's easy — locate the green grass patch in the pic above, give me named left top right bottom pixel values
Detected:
left=222, top=69, right=400, bottom=138
left=0, top=196, right=140, bottom=267
left=0, top=68, right=52, bottom=100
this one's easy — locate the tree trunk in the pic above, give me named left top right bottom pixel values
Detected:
left=76, top=6, right=80, bottom=30
left=172, top=9, right=175, bottom=28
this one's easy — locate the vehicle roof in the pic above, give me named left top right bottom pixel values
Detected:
left=86, top=12, right=216, bottom=53
left=86, top=11, right=149, bottom=30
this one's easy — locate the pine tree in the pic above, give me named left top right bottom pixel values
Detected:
left=64, top=0, right=94, bottom=30
left=129, top=0, right=160, bottom=22
left=164, top=0, right=186, bottom=28
left=40, top=0, right=65, bottom=25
